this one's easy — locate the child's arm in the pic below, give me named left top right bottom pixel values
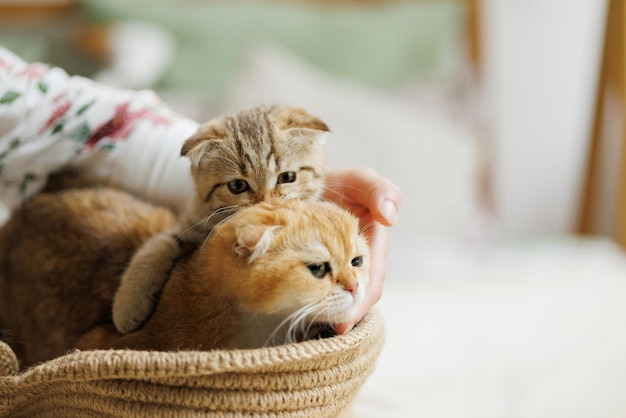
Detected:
left=0, top=46, right=197, bottom=214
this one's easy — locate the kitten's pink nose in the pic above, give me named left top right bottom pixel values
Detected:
left=344, top=281, right=359, bottom=298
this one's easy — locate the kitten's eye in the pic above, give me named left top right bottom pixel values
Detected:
left=227, top=179, right=250, bottom=194
left=308, top=262, right=330, bottom=279
left=277, top=171, right=297, bottom=184
left=351, top=256, right=364, bottom=267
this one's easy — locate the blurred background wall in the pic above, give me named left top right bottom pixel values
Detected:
left=482, top=0, right=607, bottom=238
left=0, top=0, right=618, bottom=245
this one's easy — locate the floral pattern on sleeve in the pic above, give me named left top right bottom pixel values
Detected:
left=0, top=46, right=179, bottom=209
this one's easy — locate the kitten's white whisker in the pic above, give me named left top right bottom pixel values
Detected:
left=269, top=302, right=324, bottom=346
left=176, top=205, right=238, bottom=241
left=199, top=210, right=238, bottom=251
left=300, top=306, right=328, bottom=341
left=294, top=301, right=334, bottom=342
left=272, top=309, right=302, bottom=345
left=320, top=183, right=367, bottom=206
left=317, top=195, right=336, bottom=205
left=265, top=305, right=310, bottom=346
left=320, top=187, right=347, bottom=201
left=322, top=182, right=366, bottom=193
left=322, top=182, right=365, bottom=199
left=201, top=206, right=237, bottom=231
left=285, top=306, right=314, bottom=344
left=359, top=220, right=378, bottom=235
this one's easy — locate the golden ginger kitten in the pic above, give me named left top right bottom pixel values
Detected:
left=0, top=187, right=368, bottom=368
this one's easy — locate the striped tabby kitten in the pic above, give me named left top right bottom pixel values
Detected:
left=112, top=105, right=330, bottom=333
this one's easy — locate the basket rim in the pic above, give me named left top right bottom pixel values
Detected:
left=0, top=310, right=382, bottom=382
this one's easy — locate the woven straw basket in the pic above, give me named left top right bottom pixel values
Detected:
left=0, top=310, right=383, bottom=418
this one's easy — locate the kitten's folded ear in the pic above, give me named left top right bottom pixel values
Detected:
left=180, top=120, right=226, bottom=165
left=233, top=225, right=280, bottom=263
left=274, top=107, right=330, bottom=143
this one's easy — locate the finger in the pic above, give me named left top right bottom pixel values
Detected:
left=325, top=168, right=402, bottom=226
left=334, top=222, right=388, bottom=334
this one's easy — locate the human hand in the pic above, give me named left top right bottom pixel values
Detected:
left=323, top=167, right=402, bottom=334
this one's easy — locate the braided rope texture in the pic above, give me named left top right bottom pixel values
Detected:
left=0, top=311, right=383, bottom=417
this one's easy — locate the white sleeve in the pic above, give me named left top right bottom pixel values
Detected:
left=0, top=46, right=198, bottom=213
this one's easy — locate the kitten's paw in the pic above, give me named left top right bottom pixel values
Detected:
left=112, top=231, right=184, bottom=333
left=112, top=286, right=157, bottom=334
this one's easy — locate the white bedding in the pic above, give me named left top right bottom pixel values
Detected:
left=351, top=236, right=626, bottom=418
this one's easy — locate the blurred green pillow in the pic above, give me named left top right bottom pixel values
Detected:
left=81, top=0, right=464, bottom=96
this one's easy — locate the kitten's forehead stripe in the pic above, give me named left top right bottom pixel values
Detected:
left=268, top=140, right=279, bottom=169
left=225, top=106, right=286, bottom=181
left=204, top=182, right=223, bottom=202
left=226, top=117, right=246, bottom=161
left=266, top=111, right=280, bottom=168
